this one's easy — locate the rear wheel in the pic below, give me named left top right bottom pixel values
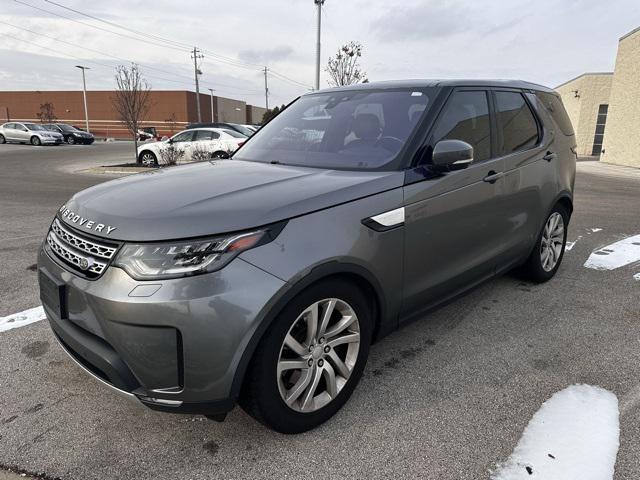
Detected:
left=240, top=279, right=372, bottom=433
left=0, top=134, right=5, bottom=144
left=211, top=150, right=228, bottom=159
left=521, top=204, right=569, bottom=283
left=67, top=136, right=75, bottom=145
left=30, top=136, right=41, bottom=146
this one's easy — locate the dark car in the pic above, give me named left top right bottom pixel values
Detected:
left=185, top=122, right=253, bottom=137
left=39, top=80, right=576, bottom=433
left=44, top=123, right=95, bottom=145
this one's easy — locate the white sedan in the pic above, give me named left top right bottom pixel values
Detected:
left=137, top=128, right=247, bottom=166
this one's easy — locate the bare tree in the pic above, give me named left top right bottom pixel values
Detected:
left=325, top=41, right=368, bottom=87
left=36, top=102, right=57, bottom=123
left=112, top=64, right=152, bottom=163
left=165, top=112, right=178, bottom=135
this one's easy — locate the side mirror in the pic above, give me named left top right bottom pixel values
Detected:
left=432, top=139, right=473, bottom=169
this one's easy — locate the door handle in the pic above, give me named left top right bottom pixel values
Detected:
left=483, top=171, right=504, bottom=183
left=543, top=151, right=557, bottom=162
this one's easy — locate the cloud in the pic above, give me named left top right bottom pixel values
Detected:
left=370, top=1, right=474, bottom=42
left=238, top=46, right=294, bottom=65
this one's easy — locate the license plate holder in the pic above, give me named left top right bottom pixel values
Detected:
left=39, top=268, right=67, bottom=319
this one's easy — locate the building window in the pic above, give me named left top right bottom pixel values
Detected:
left=591, top=104, right=608, bottom=156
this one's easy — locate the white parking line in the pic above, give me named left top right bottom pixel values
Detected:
left=0, top=306, right=45, bottom=333
left=491, top=385, right=619, bottom=480
left=584, top=234, right=640, bottom=270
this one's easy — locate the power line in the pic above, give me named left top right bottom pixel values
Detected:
left=13, top=0, right=191, bottom=53
left=0, top=20, right=197, bottom=84
left=26, top=0, right=313, bottom=87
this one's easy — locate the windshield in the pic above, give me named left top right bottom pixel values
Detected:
left=58, top=124, right=78, bottom=132
left=24, top=123, right=46, bottom=131
left=223, top=129, right=247, bottom=138
left=235, top=88, right=433, bottom=170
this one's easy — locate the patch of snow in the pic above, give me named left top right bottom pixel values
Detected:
left=584, top=234, right=640, bottom=270
left=492, top=384, right=619, bottom=480
left=565, top=235, right=582, bottom=251
left=634, top=273, right=640, bottom=281
left=0, top=306, right=46, bottom=333
left=589, top=228, right=603, bottom=233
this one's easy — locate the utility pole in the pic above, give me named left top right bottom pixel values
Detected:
left=191, top=47, right=204, bottom=122
left=75, top=65, right=90, bottom=132
left=314, top=0, right=324, bottom=90
left=208, top=88, right=215, bottom=122
left=263, top=66, right=269, bottom=110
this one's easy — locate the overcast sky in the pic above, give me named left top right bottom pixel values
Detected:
left=1, top=0, right=639, bottom=108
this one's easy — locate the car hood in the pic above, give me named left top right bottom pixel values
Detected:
left=59, top=160, right=404, bottom=241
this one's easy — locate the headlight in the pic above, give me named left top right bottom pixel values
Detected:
left=113, top=224, right=284, bottom=280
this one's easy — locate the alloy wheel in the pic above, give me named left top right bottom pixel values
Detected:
left=540, top=212, right=564, bottom=272
left=140, top=152, right=156, bottom=166
left=277, top=298, right=361, bottom=413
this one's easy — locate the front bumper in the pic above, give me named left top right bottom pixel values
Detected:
left=38, top=245, right=285, bottom=416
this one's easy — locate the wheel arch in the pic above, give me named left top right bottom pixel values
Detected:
left=138, top=149, right=157, bottom=162
left=230, top=261, right=387, bottom=400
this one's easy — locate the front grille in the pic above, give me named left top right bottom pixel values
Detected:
left=46, top=218, right=119, bottom=279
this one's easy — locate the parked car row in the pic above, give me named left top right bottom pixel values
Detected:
left=0, top=122, right=94, bottom=145
left=136, top=127, right=247, bottom=166
left=185, top=122, right=259, bottom=137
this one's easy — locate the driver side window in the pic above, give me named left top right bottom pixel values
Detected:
left=431, top=91, right=491, bottom=163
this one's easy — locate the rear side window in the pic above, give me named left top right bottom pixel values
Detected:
left=535, top=92, right=575, bottom=136
left=495, top=91, right=539, bottom=154
left=431, top=91, right=491, bottom=162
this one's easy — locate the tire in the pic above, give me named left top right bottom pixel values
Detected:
left=139, top=151, right=158, bottom=166
left=67, top=136, right=75, bottom=145
left=521, top=203, right=570, bottom=283
left=0, top=134, right=5, bottom=144
left=31, top=136, right=41, bottom=146
left=240, top=279, right=372, bottom=433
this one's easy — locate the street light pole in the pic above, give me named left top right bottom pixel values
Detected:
left=208, top=88, right=215, bottom=122
left=75, top=65, right=90, bottom=132
left=314, top=0, right=324, bottom=90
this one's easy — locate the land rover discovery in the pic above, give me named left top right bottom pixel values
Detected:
left=38, top=80, right=576, bottom=433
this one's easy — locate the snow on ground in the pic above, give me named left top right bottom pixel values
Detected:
left=492, top=384, right=619, bottom=480
left=634, top=273, right=640, bottom=281
left=0, top=306, right=45, bottom=333
left=584, top=234, right=640, bottom=270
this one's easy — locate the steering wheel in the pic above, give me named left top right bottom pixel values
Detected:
left=376, top=136, right=404, bottom=153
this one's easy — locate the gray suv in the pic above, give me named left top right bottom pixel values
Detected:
left=38, top=80, right=576, bottom=433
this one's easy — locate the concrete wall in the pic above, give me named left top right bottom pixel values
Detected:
left=601, top=27, right=640, bottom=168
left=246, top=105, right=267, bottom=124
left=216, top=97, right=246, bottom=123
left=556, top=73, right=612, bottom=156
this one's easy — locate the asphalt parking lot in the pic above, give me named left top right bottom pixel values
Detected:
left=0, top=143, right=639, bottom=479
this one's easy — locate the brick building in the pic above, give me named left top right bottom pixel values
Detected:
left=557, top=26, right=640, bottom=167
left=0, top=90, right=266, bottom=138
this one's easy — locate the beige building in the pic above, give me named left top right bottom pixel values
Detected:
left=557, top=26, right=640, bottom=167
left=556, top=73, right=613, bottom=156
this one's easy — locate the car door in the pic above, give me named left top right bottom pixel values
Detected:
left=167, top=130, right=195, bottom=161
left=491, top=89, right=556, bottom=271
left=14, top=123, right=30, bottom=142
left=193, top=130, right=221, bottom=157
left=3, top=123, right=17, bottom=141
left=400, top=89, right=508, bottom=319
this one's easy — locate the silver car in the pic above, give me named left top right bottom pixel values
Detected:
left=38, top=80, right=576, bottom=433
left=0, top=122, right=64, bottom=145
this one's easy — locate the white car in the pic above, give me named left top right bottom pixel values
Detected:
left=137, top=128, right=246, bottom=166
left=0, top=122, right=64, bottom=146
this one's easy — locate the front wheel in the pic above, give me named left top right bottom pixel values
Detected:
left=240, top=279, right=372, bottom=433
left=138, top=151, right=157, bottom=166
left=67, top=136, right=75, bottom=145
left=31, top=136, right=41, bottom=146
left=522, top=204, right=569, bottom=283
